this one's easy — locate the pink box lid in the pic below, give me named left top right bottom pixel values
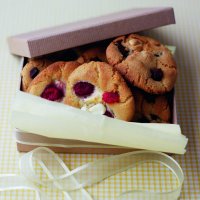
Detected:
left=8, top=7, right=175, bottom=58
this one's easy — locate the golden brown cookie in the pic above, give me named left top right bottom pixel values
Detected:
left=77, top=47, right=107, bottom=64
left=133, top=88, right=171, bottom=123
left=65, top=61, right=135, bottom=121
left=27, top=61, right=80, bottom=102
left=106, top=34, right=177, bottom=94
left=21, top=58, right=52, bottom=91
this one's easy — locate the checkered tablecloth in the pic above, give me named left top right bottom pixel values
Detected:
left=0, top=0, right=199, bottom=199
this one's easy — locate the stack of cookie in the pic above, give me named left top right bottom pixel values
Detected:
left=106, top=34, right=177, bottom=123
left=21, top=34, right=177, bottom=123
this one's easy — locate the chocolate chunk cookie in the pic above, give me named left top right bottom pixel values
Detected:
left=133, top=89, right=171, bottom=123
left=77, top=47, right=107, bottom=64
left=106, top=34, right=177, bottom=94
left=65, top=61, right=134, bottom=121
left=21, top=58, right=52, bottom=91
left=27, top=61, right=80, bottom=102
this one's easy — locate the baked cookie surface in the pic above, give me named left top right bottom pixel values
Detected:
left=27, top=61, right=80, bottom=102
left=65, top=61, right=135, bottom=121
left=106, top=34, right=177, bottom=94
left=21, top=58, right=52, bottom=91
left=133, top=88, right=171, bottom=123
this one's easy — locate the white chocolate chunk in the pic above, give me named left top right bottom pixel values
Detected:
left=81, top=105, right=88, bottom=111
left=83, top=87, right=102, bottom=104
left=165, top=45, right=176, bottom=55
left=129, top=39, right=138, bottom=45
left=88, top=103, right=106, bottom=115
left=81, top=103, right=106, bottom=115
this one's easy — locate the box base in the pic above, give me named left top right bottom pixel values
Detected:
left=17, top=143, right=135, bottom=154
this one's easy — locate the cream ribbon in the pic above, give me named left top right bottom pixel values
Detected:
left=0, top=147, right=184, bottom=199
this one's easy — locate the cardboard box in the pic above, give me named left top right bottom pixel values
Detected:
left=15, top=55, right=177, bottom=154
left=8, top=7, right=178, bottom=154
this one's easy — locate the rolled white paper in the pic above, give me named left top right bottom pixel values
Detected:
left=11, top=92, right=188, bottom=154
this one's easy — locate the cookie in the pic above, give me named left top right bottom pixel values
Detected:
left=77, top=47, right=107, bottom=64
left=27, top=61, right=80, bottom=102
left=21, top=58, right=52, bottom=91
left=106, top=34, right=177, bottom=94
left=133, top=88, right=171, bottom=123
left=65, top=61, right=134, bottom=121
left=44, top=49, right=79, bottom=62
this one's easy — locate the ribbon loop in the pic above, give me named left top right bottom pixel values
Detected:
left=20, top=147, right=92, bottom=199
left=0, top=147, right=184, bottom=199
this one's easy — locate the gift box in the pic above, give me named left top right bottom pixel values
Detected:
left=8, top=7, right=187, bottom=154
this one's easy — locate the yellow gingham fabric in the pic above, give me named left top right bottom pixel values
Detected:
left=0, top=0, right=199, bottom=199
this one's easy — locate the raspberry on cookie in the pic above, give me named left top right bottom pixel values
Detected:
left=106, top=34, right=177, bottom=94
left=77, top=47, right=107, bottom=64
left=21, top=58, right=52, bottom=91
left=27, top=61, right=80, bottom=102
left=133, top=88, right=171, bottom=123
left=65, top=61, right=135, bottom=121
